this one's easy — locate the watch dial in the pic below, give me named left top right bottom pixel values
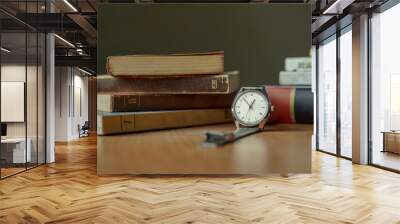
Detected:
left=233, top=90, right=269, bottom=126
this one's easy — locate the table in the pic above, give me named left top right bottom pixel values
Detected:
left=1, top=138, right=31, bottom=164
left=97, top=123, right=312, bottom=175
left=382, top=131, right=400, bottom=154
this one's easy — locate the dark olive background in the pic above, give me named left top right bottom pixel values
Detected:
left=97, top=3, right=311, bottom=85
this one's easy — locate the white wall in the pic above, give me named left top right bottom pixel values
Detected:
left=55, top=67, right=89, bottom=141
left=55, top=67, right=69, bottom=141
left=1, top=64, right=26, bottom=82
left=1, top=63, right=47, bottom=164
left=1, top=65, right=26, bottom=140
left=1, top=65, right=38, bottom=137
left=72, top=73, right=89, bottom=138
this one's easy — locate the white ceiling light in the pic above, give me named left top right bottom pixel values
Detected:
left=54, top=34, right=75, bottom=48
left=78, top=67, right=93, bottom=76
left=63, top=0, right=78, bottom=12
left=323, top=0, right=354, bottom=15
left=1, top=47, right=11, bottom=53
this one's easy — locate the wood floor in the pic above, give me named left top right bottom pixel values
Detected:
left=372, top=150, right=400, bottom=171
left=1, top=135, right=400, bottom=223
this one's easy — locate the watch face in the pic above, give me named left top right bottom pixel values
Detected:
left=232, top=90, right=270, bottom=126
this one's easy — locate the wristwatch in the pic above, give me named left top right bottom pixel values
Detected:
left=205, top=87, right=274, bottom=145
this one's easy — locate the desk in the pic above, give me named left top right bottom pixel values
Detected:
left=1, top=138, right=31, bottom=164
left=97, top=123, right=312, bottom=175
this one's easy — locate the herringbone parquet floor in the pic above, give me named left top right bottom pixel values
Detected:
left=1, top=135, right=400, bottom=223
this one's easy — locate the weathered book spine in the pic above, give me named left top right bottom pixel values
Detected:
left=97, top=108, right=233, bottom=135
left=265, top=86, right=313, bottom=124
left=97, top=71, right=240, bottom=94
left=97, top=93, right=235, bottom=112
left=106, top=51, right=224, bottom=77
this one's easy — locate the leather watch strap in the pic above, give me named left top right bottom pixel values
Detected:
left=205, top=127, right=261, bottom=146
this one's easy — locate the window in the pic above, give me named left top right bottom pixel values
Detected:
left=339, top=27, right=352, bottom=158
left=370, top=3, right=400, bottom=171
left=317, top=35, right=337, bottom=154
left=316, top=25, right=353, bottom=159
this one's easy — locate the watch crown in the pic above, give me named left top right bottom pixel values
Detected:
left=271, top=105, right=275, bottom=112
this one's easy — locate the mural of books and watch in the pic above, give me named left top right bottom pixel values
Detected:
left=96, top=4, right=312, bottom=175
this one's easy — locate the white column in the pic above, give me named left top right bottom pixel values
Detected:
left=46, top=32, right=55, bottom=163
left=352, top=14, right=369, bottom=164
left=311, top=45, right=317, bottom=151
left=45, top=1, right=56, bottom=163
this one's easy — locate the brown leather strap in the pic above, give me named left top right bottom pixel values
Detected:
left=205, top=127, right=260, bottom=146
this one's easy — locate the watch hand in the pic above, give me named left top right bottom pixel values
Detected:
left=243, top=98, right=251, bottom=107
left=249, top=99, right=256, bottom=109
left=245, top=107, right=251, bottom=119
left=247, top=109, right=253, bottom=120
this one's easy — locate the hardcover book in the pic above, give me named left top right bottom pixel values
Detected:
left=97, top=93, right=235, bottom=112
left=284, top=57, right=311, bottom=72
left=279, top=71, right=311, bottom=85
left=97, top=108, right=233, bottom=135
left=106, top=51, right=224, bottom=77
left=265, top=86, right=313, bottom=124
left=97, top=71, right=240, bottom=94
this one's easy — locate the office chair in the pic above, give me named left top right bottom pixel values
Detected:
left=79, top=121, right=90, bottom=138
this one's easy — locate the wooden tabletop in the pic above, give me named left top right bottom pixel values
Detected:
left=97, top=123, right=312, bottom=175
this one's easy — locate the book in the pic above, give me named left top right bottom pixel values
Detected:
left=265, top=86, right=313, bottom=124
left=284, top=57, right=311, bottom=72
left=279, top=71, right=311, bottom=85
left=97, top=71, right=240, bottom=94
left=106, top=51, right=224, bottom=77
left=97, top=93, right=235, bottom=112
left=97, top=108, right=233, bottom=135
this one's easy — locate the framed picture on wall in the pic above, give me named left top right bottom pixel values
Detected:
left=1, top=81, right=25, bottom=122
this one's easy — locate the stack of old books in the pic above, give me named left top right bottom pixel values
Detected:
left=278, top=57, right=311, bottom=86
left=97, top=51, right=239, bottom=135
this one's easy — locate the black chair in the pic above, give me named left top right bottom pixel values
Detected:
left=79, top=121, right=90, bottom=138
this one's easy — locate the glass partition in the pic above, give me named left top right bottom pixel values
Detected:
left=0, top=2, right=46, bottom=179
left=317, top=35, right=337, bottom=154
left=1, top=31, right=28, bottom=177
